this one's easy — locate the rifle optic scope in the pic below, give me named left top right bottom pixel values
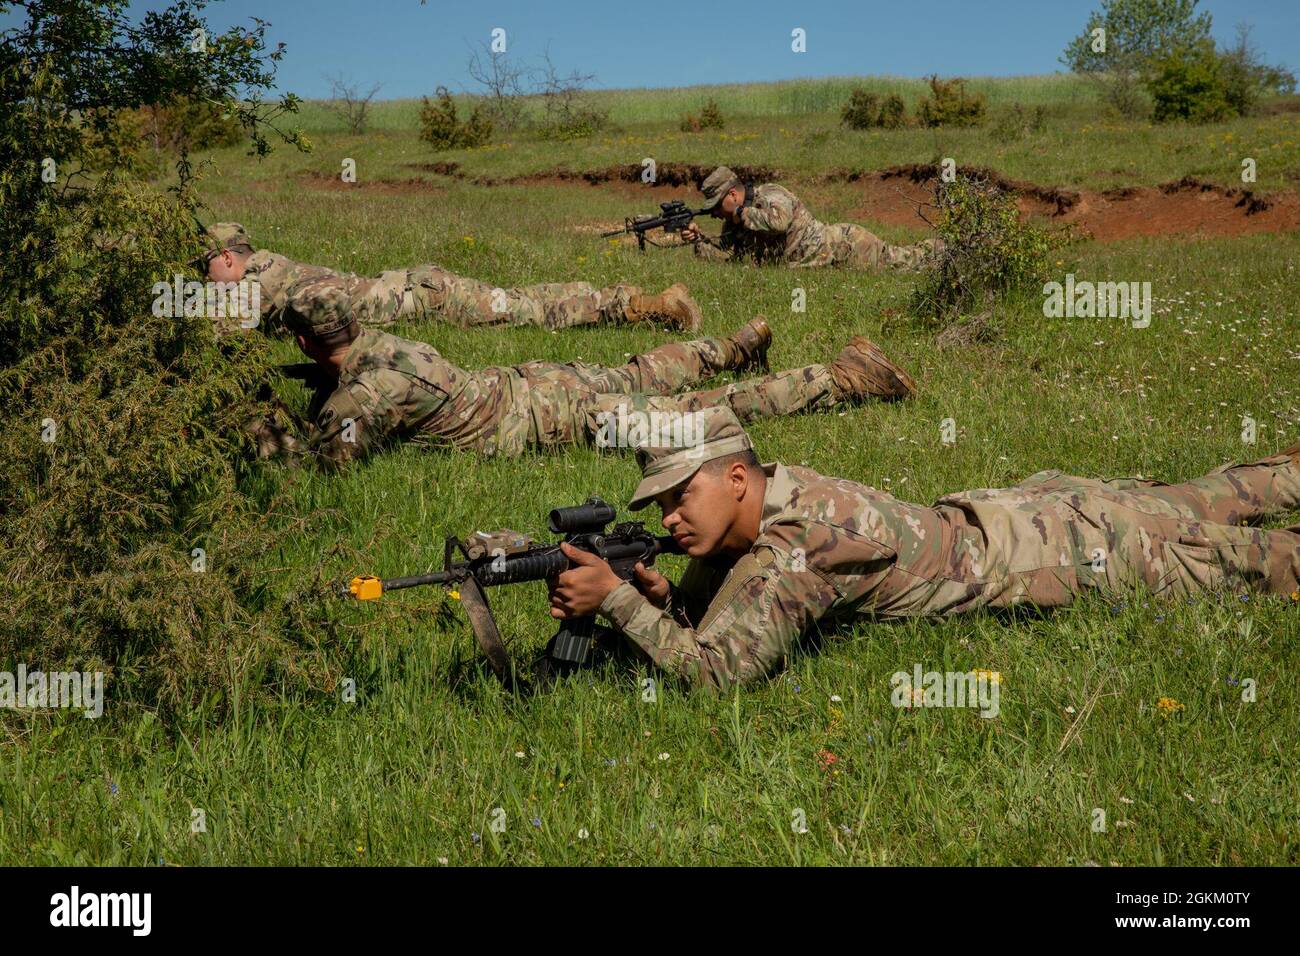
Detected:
left=549, top=497, right=616, bottom=535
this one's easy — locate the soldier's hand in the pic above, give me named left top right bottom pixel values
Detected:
left=244, top=413, right=305, bottom=460
left=548, top=542, right=623, bottom=619
left=680, top=223, right=701, bottom=243
left=631, top=561, right=670, bottom=609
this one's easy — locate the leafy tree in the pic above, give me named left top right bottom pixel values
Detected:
left=0, top=0, right=326, bottom=715
left=1063, top=0, right=1212, bottom=70
left=1146, top=38, right=1233, bottom=122
left=1061, top=0, right=1213, bottom=118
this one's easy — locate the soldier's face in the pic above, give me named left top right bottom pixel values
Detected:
left=207, top=249, right=247, bottom=283
left=295, top=334, right=343, bottom=374
left=653, top=464, right=751, bottom=558
left=713, top=187, right=745, bottom=221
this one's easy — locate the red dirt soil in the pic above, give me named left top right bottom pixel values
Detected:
left=842, top=164, right=1300, bottom=241
left=301, top=162, right=1300, bottom=242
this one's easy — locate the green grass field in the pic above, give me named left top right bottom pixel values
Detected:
left=3, top=75, right=1298, bottom=865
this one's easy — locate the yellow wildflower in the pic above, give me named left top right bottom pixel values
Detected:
left=1157, top=697, right=1185, bottom=716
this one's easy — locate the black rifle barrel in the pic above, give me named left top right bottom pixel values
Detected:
left=379, top=570, right=454, bottom=591
left=600, top=206, right=706, bottom=238
left=377, top=534, right=682, bottom=593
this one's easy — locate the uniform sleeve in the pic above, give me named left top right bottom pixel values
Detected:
left=598, top=546, right=841, bottom=690
left=692, top=237, right=735, bottom=261
left=739, top=191, right=795, bottom=235
left=244, top=411, right=308, bottom=461
left=309, top=377, right=403, bottom=468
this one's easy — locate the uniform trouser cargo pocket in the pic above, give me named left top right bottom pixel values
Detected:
left=1152, top=535, right=1228, bottom=599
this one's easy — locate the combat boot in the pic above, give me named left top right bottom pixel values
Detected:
left=828, top=336, right=918, bottom=402
left=883, top=237, right=946, bottom=272
left=722, top=317, right=772, bottom=372
left=626, top=283, right=703, bottom=332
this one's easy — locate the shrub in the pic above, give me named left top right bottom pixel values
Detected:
left=0, top=2, right=329, bottom=717
left=1146, top=40, right=1232, bottom=123
left=680, top=98, right=725, bottom=133
left=916, top=75, right=987, bottom=127
left=910, top=174, right=1065, bottom=324
left=991, top=102, right=1047, bottom=142
left=841, top=89, right=908, bottom=130
left=324, top=73, right=383, bottom=135
left=840, top=88, right=881, bottom=129
left=699, top=98, right=724, bottom=129
left=76, top=97, right=243, bottom=178
left=140, top=96, right=242, bottom=151
left=1218, top=25, right=1297, bottom=117
left=419, top=87, right=493, bottom=150
left=534, top=57, right=612, bottom=141
left=879, top=93, right=908, bottom=129
left=537, top=105, right=610, bottom=142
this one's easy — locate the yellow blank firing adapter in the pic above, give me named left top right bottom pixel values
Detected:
left=349, top=576, right=384, bottom=601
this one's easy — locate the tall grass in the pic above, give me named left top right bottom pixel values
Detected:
left=5, top=76, right=1299, bottom=866
left=293, top=73, right=1099, bottom=132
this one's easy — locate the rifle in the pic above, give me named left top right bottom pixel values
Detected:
left=601, top=200, right=708, bottom=250
left=279, top=361, right=336, bottom=391
left=277, top=362, right=339, bottom=421
left=341, top=498, right=683, bottom=689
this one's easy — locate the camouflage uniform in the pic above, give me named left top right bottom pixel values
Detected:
left=301, top=329, right=857, bottom=467
left=601, top=418, right=1300, bottom=689
left=245, top=250, right=640, bottom=334
left=693, top=174, right=937, bottom=270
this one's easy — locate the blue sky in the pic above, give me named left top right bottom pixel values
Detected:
left=30, top=1, right=1300, bottom=98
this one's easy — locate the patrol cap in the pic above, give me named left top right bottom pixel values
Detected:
left=698, top=166, right=741, bottom=210
left=628, top=406, right=753, bottom=511
left=281, top=286, right=361, bottom=347
left=205, top=222, right=254, bottom=255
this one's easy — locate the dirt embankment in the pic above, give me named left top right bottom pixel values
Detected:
left=405, top=160, right=779, bottom=191
left=300, top=161, right=1300, bottom=241
left=837, top=163, right=1299, bottom=240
